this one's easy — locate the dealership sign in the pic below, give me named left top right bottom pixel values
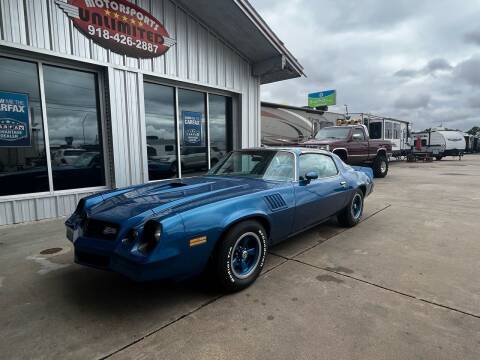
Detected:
left=308, top=90, right=337, bottom=107
left=0, top=91, right=31, bottom=147
left=183, top=111, right=202, bottom=147
left=55, top=0, right=176, bottom=59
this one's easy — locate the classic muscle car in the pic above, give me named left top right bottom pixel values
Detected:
left=65, top=148, right=374, bottom=292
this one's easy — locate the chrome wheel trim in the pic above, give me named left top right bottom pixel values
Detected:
left=380, top=160, right=387, bottom=173
left=351, top=193, right=363, bottom=220
left=230, top=232, right=262, bottom=280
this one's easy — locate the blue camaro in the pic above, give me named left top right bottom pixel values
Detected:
left=65, top=148, right=374, bottom=292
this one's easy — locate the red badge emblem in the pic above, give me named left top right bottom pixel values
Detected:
left=56, top=0, right=176, bottom=59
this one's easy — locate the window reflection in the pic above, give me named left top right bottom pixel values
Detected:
left=43, top=66, right=105, bottom=190
left=209, top=95, right=232, bottom=166
left=144, top=83, right=178, bottom=180
left=178, top=89, right=207, bottom=176
left=0, top=57, right=49, bottom=196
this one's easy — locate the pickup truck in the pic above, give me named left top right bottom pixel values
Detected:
left=300, top=125, right=392, bottom=178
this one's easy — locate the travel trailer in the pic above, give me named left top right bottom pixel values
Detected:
left=412, top=128, right=466, bottom=160
left=261, top=102, right=344, bottom=145
left=360, top=114, right=411, bottom=157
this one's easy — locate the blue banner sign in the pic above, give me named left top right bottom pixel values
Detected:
left=0, top=91, right=31, bottom=147
left=182, top=111, right=202, bottom=146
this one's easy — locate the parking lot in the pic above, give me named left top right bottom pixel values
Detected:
left=1, top=155, right=480, bottom=360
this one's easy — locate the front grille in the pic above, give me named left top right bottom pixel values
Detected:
left=75, top=250, right=110, bottom=268
left=304, top=145, right=319, bottom=148
left=83, top=218, right=120, bottom=241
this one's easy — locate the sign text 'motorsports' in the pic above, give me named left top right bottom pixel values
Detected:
left=56, top=0, right=176, bottom=59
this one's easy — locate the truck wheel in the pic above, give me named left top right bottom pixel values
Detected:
left=215, top=220, right=267, bottom=292
left=372, top=154, right=388, bottom=178
left=435, top=156, right=443, bottom=161
left=337, top=190, right=364, bottom=227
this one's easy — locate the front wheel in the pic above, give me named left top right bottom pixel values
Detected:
left=215, top=220, right=267, bottom=292
left=435, top=156, right=443, bottom=161
left=337, top=190, right=364, bottom=227
left=372, top=154, right=388, bottom=178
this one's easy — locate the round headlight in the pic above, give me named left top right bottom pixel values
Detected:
left=138, top=220, right=162, bottom=254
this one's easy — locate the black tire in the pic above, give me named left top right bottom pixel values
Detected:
left=372, top=154, right=388, bottom=178
left=435, top=156, right=443, bottom=161
left=215, top=220, right=267, bottom=292
left=337, top=190, right=364, bottom=227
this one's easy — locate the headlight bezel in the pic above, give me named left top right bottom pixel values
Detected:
left=137, top=220, right=162, bottom=254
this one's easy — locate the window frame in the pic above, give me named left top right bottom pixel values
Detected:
left=298, top=152, right=339, bottom=181
left=143, top=77, right=235, bottom=182
left=0, top=54, right=110, bottom=201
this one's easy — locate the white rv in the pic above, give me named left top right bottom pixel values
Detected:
left=360, top=115, right=411, bottom=157
left=412, top=128, right=466, bottom=160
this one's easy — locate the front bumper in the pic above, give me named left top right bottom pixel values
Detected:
left=67, top=227, right=189, bottom=282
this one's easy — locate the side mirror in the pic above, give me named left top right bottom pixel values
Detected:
left=352, top=133, right=363, bottom=141
left=303, top=171, right=319, bottom=184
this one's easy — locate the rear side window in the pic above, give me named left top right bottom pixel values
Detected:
left=299, top=154, right=338, bottom=180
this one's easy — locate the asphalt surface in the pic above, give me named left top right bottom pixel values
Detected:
left=1, top=155, right=479, bottom=360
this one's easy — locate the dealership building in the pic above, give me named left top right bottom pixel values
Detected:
left=0, top=0, right=303, bottom=225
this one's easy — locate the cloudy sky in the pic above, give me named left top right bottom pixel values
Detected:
left=251, top=0, right=480, bottom=131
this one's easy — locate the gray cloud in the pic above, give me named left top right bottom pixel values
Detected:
left=454, top=55, right=480, bottom=86
left=251, top=0, right=480, bottom=131
left=465, top=30, right=480, bottom=46
left=394, top=94, right=431, bottom=109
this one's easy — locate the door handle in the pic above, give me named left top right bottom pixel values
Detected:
left=340, top=181, right=347, bottom=187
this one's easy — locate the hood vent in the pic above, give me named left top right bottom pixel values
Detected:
left=264, top=193, right=287, bottom=211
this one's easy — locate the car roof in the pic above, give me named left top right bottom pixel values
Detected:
left=241, top=147, right=333, bottom=156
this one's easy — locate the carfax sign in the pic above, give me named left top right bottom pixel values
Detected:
left=55, top=0, right=176, bottom=59
left=0, top=91, right=31, bottom=147
left=182, top=111, right=202, bottom=147
left=308, top=90, right=337, bottom=107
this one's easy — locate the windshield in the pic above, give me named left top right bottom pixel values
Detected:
left=315, top=127, right=351, bottom=140
left=208, top=150, right=295, bottom=181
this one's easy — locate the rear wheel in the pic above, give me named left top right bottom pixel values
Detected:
left=372, top=154, right=388, bottom=178
left=435, top=156, right=443, bottom=161
left=215, top=220, right=267, bottom=292
left=338, top=190, right=364, bottom=227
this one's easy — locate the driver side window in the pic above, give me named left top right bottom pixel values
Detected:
left=299, top=154, right=338, bottom=180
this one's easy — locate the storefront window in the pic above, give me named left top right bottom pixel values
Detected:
left=0, top=57, right=48, bottom=196
left=144, top=83, right=178, bottom=180
left=209, top=95, right=232, bottom=166
left=43, top=66, right=105, bottom=190
left=178, top=89, right=207, bottom=176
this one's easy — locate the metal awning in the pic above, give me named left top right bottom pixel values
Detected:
left=175, top=0, right=305, bottom=84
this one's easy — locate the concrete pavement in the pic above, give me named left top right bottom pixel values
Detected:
left=1, top=155, right=479, bottom=359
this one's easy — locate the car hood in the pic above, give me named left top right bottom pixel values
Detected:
left=87, top=176, right=278, bottom=222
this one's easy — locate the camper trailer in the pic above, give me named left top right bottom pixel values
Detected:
left=464, top=134, right=475, bottom=153
left=412, top=128, right=466, bottom=160
left=261, top=102, right=343, bottom=145
left=360, top=115, right=411, bottom=157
